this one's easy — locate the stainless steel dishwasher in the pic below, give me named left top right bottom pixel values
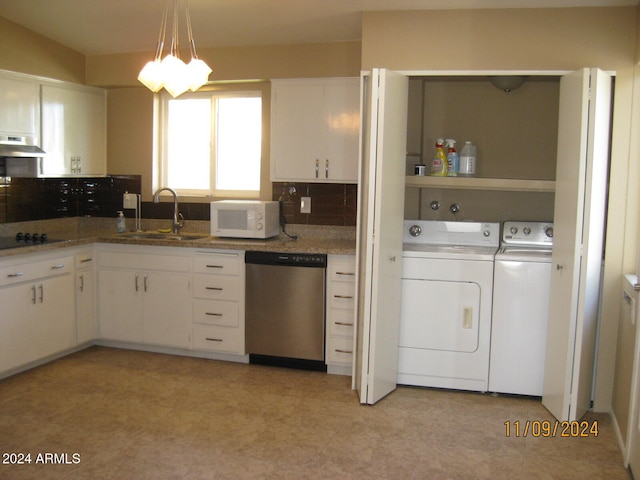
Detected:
left=245, top=251, right=327, bottom=370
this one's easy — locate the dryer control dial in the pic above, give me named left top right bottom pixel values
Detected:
left=509, top=226, right=518, bottom=235
left=545, top=227, right=554, bottom=238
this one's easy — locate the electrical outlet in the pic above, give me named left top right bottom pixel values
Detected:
left=300, top=196, right=311, bottom=214
left=123, top=193, right=138, bottom=209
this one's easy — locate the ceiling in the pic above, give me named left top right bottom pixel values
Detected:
left=0, top=0, right=637, bottom=56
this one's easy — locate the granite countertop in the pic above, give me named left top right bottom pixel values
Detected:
left=0, top=218, right=357, bottom=258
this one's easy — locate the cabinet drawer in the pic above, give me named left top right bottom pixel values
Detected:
left=193, top=299, right=239, bottom=327
left=329, top=263, right=356, bottom=283
left=193, top=253, right=241, bottom=276
left=193, top=324, right=241, bottom=353
left=328, top=308, right=355, bottom=337
left=326, top=336, right=354, bottom=365
left=75, top=251, right=95, bottom=269
left=0, top=255, right=73, bottom=287
left=329, top=282, right=355, bottom=310
left=193, top=274, right=239, bottom=301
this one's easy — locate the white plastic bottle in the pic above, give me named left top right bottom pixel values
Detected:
left=117, top=211, right=126, bottom=233
left=459, top=141, right=477, bottom=177
left=446, top=139, right=459, bottom=177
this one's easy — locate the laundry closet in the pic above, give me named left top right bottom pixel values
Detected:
left=354, top=69, right=613, bottom=424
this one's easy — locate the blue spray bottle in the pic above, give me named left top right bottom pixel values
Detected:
left=446, top=139, right=459, bottom=177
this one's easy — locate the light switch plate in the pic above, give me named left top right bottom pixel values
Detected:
left=300, top=196, right=311, bottom=214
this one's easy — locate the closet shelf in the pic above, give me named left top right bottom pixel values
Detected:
left=405, top=176, right=555, bottom=193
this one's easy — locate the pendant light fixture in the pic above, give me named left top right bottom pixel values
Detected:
left=138, top=0, right=212, bottom=97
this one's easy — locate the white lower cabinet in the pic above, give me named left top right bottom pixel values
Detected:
left=191, top=251, right=245, bottom=355
left=75, top=248, right=97, bottom=344
left=0, top=253, right=75, bottom=374
left=325, top=254, right=356, bottom=374
left=97, top=246, right=191, bottom=349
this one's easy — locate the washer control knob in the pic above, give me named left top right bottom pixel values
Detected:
left=523, top=227, right=531, bottom=235
left=509, top=226, right=518, bottom=235
left=546, top=227, right=554, bottom=238
left=483, top=229, right=491, bottom=237
left=409, top=225, right=422, bottom=237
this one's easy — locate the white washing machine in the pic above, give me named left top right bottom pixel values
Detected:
left=489, top=221, right=553, bottom=396
left=399, top=220, right=500, bottom=392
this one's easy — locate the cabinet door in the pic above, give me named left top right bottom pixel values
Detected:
left=37, top=274, right=76, bottom=358
left=98, top=269, right=143, bottom=342
left=0, top=73, right=39, bottom=140
left=271, top=81, right=325, bottom=181
left=41, top=84, right=107, bottom=176
left=143, top=272, right=191, bottom=348
left=76, top=270, right=97, bottom=344
left=0, top=282, right=42, bottom=372
left=0, top=274, right=75, bottom=372
left=324, top=80, right=360, bottom=182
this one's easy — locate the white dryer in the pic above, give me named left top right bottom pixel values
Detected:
left=399, top=220, right=499, bottom=392
left=489, top=221, right=553, bottom=396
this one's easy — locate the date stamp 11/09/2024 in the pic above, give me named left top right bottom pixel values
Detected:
left=504, top=420, right=599, bottom=438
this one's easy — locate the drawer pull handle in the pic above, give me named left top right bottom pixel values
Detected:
left=334, top=295, right=353, bottom=299
left=335, top=322, right=353, bottom=326
left=51, top=264, right=65, bottom=270
left=335, top=349, right=353, bottom=354
left=336, top=271, right=354, bottom=276
left=205, top=337, right=223, bottom=342
left=7, top=272, right=24, bottom=278
left=205, top=312, right=223, bottom=316
left=206, top=287, right=223, bottom=291
left=79, top=273, right=84, bottom=292
left=80, top=258, right=93, bottom=263
left=206, top=265, right=224, bottom=269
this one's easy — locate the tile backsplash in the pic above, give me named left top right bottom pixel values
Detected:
left=273, top=182, right=357, bottom=227
left=1, top=177, right=358, bottom=228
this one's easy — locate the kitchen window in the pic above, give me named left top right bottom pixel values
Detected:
left=154, top=88, right=263, bottom=198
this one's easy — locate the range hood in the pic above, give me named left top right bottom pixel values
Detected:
left=0, top=135, right=46, bottom=158
left=0, top=143, right=46, bottom=157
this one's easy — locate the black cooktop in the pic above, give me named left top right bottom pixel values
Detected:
left=0, top=232, right=64, bottom=251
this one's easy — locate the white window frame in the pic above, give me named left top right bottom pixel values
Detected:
left=154, top=88, right=263, bottom=199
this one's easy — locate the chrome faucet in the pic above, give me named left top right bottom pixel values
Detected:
left=152, top=187, right=184, bottom=234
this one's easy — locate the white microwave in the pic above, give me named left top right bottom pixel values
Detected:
left=210, top=200, right=280, bottom=239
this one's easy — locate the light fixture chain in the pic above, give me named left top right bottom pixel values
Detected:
left=154, top=0, right=171, bottom=61
left=185, top=0, right=198, bottom=59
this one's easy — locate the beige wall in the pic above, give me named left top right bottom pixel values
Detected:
left=361, top=6, right=638, bottom=413
left=362, top=8, right=634, bottom=72
left=0, top=16, right=85, bottom=83
left=86, top=41, right=362, bottom=87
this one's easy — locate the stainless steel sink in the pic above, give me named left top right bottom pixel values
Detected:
left=120, top=232, right=208, bottom=241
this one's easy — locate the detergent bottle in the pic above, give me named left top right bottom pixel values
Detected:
left=446, top=139, right=459, bottom=177
left=459, top=141, right=477, bottom=177
left=430, top=138, right=447, bottom=176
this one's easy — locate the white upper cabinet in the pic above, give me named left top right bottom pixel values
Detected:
left=271, top=78, right=360, bottom=183
left=0, top=71, right=40, bottom=143
left=41, top=82, right=107, bottom=176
